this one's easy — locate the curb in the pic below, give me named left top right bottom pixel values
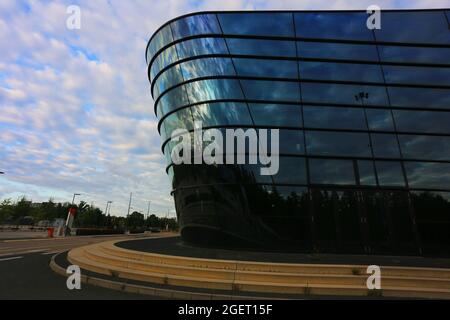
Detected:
left=49, top=252, right=279, bottom=300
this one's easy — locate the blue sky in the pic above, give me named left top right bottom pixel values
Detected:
left=0, top=0, right=449, bottom=216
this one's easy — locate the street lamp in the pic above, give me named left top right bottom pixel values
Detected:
left=65, top=193, right=81, bottom=236
left=0, top=172, right=4, bottom=175
left=72, top=193, right=81, bottom=205
left=105, top=201, right=112, bottom=215
left=146, top=201, right=151, bottom=219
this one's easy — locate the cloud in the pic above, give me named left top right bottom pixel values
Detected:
left=0, top=0, right=448, bottom=216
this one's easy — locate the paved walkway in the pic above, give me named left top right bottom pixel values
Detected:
left=117, top=236, right=450, bottom=268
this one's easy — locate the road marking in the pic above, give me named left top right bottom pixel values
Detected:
left=41, top=251, right=62, bottom=255
left=0, top=256, right=23, bottom=262
left=25, top=249, right=50, bottom=254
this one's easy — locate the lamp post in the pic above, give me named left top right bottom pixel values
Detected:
left=105, top=201, right=112, bottom=215
left=71, top=193, right=81, bottom=205
left=146, top=201, right=151, bottom=219
left=65, top=193, right=81, bottom=236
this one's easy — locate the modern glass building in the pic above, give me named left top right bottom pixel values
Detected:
left=146, top=10, right=450, bottom=256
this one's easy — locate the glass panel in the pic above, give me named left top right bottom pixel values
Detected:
left=295, top=12, right=374, bottom=40
left=371, top=133, right=401, bottom=158
left=147, top=25, right=173, bottom=64
left=384, top=65, right=450, bottom=86
left=233, top=58, right=298, bottom=79
left=241, top=80, right=300, bottom=102
left=249, top=104, right=302, bottom=127
left=164, top=144, right=173, bottom=166
left=273, top=157, right=307, bottom=184
left=303, top=106, right=366, bottom=130
left=312, top=190, right=338, bottom=249
left=157, top=85, right=190, bottom=118
left=298, top=42, right=379, bottom=61
left=388, top=87, right=450, bottom=109
left=309, top=159, right=356, bottom=185
left=394, top=110, right=450, bottom=134
left=379, top=46, right=450, bottom=65
left=306, top=131, right=371, bottom=157
left=238, top=164, right=273, bottom=184
left=399, top=135, right=450, bottom=161
left=375, top=161, right=405, bottom=187
left=176, top=37, right=228, bottom=59
left=179, top=57, right=235, bottom=81
left=273, top=186, right=309, bottom=218
left=191, top=102, right=252, bottom=127
left=412, top=190, right=450, bottom=252
left=161, top=108, right=194, bottom=141
left=301, top=83, right=389, bottom=106
left=153, top=64, right=184, bottom=99
left=366, top=109, right=395, bottom=131
left=374, top=11, right=450, bottom=44
left=164, top=132, right=193, bottom=165
left=186, top=79, right=244, bottom=103
left=406, top=162, right=450, bottom=190
left=168, top=166, right=174, bottom=184
left=278, top=130, right=305, bottom=155
left=227, top=38, right=296, bottom=57
left=358, top=160, right=377, bottom=186
left=150, top=45, right=178, bottom=80
left=171, top=14, right=221, bottom=39
left=300, top=61, right=384, bottom=82
left=218, top=13, right=295, bottom=37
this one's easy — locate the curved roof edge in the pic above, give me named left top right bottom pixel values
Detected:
left=144, top=8, right=450, bottom=64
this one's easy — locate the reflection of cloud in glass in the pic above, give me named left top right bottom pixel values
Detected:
left=375, top=161, right=405, bottom=187
left=406, top=162, right=450, bottom=189
left=400, top=135, right=450, bottom=161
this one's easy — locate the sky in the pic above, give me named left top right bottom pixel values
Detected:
left=0, top=0, right=449, bottom=217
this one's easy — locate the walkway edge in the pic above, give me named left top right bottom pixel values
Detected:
left=49, top=252, right=278, bottom=300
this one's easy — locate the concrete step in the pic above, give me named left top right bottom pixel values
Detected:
left=67, top=243, right=450, bottom=298
left=84, top=244, right=450, bottom=290
left=97, top=241, right=450, bottom=280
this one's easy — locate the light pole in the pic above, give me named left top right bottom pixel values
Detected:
left=0, top=172, right=4, bottom=175
left=127, top=193, right=133, bottom=218
left=105, top=201, right=112, bottom=215
left=108, top=201, right=113, bottom=215
left=126, top=193, right=133, bottom=232
left=72, top=193, right=81, bottom=205
left=65, top=193, right=81, bottom=236
left=147, top=201, right=151, bottom=219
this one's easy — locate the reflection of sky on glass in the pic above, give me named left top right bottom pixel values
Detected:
left=399, top=135, right=450, bottom=161
left=306, top=131, right=371, bottom=157
left=375, top=161, right=405, bottom=187
left=309, top=159, right=355, bottom=185
left=406, top=162, right=450, bottom=189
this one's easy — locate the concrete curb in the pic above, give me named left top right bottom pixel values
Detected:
left=49, top=252, right=278, bottom=300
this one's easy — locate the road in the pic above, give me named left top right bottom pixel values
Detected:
left=0, top=234, right=142, bottom=257
left=0, top=234, right=166, bottom=299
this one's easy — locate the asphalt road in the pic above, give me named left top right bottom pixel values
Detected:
left=0, top=234, right=166, bottom=299
left=0, top=234, right=142, bottom=257
left=0, top=252, right=154, bottom=299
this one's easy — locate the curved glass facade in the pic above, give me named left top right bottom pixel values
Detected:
left=146, top=10, right=450, bottom=256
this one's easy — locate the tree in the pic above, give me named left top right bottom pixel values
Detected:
left=14, top=196, right=32, bottom=221
left=0, top=199, right=14, bottom=223
left=127, top=211, right=145, bottom=228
